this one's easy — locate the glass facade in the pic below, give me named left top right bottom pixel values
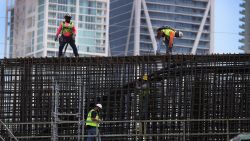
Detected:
left=239, top=0, right=250, bottom=53
left=110, top=0, right=213, bottom=56
left=46, top=0, right=107, bottom=57
left=8, top=0, right=108, bottom=58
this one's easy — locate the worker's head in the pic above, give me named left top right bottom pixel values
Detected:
left=64, top=13, right=72, bottom=23
left=95, top=104, right=102, bottom=111
left=142, top=74, right=148, bottom=81
left=175, top=31, right=183, bottom=38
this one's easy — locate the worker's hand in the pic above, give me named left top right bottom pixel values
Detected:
left=54, top=35, right=58, bottom=41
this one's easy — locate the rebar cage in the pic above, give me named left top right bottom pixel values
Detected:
left=1, top=54, right=250, bottom=141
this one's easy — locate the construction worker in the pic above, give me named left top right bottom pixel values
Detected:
left=136, top=74, right=150, bottom=119
left=86, top=104, right=102, bottom=141
left=55, top=13, right=79, bottom=57
left=156, top=26, right=183, bottom=54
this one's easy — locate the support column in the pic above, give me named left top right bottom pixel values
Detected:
left=125, top=0, right=135, bottom=56
left=4, top=0, right=9, bottom=58
left=105, top=0, right=110, bottom=56
left=209, top=0, right=215, bottom=54
left=191, top=0, right=211, bottom=54
left=134, top=0, right=141, bottom=56
left=142, top=0, right=157, bottom=55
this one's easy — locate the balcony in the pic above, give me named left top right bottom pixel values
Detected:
left=240, top=2, right=245, bottom=8
left=239, top=38, right=245, bottom=43
left=238, top=45, right=245, bottom=50
left=239, top=24, right=245, bottom=29
left=240, top=10, right=246, bottom=15
left=240, top=17, right=245, bottom=22
left=239, top=31, right=245, bottom=36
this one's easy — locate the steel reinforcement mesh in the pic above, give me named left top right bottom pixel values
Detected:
left=0, top=54, right=250, bottom=141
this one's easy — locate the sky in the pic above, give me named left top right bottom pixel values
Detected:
left=0, top=0, right=243, bottom=58
left=214, top=0, right=242, bottom=54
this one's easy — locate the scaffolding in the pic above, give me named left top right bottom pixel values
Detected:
left=0, top=54, right=250, bottom=141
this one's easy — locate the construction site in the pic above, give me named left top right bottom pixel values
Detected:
left=0, top=54, right=250, bottom=141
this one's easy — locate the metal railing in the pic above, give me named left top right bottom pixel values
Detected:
left=2, top=118, right=250, bottom=140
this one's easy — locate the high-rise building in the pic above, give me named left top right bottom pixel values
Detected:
left=239, top=0, right=250, bottom=53
left=5, top=0, right=109, bottom=58
left=5, top=0, right=15, bottom=58
left=109, top=0, right=214, bottom=56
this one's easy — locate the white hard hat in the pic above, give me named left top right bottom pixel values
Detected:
left=96, top=104, right=102, bottom=109
left=179, top=31, right=183, bottom=38
left=175, top=31, right=183, bottom=38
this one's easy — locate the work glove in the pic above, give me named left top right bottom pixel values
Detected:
left=54, top=35, right=58, bottom=41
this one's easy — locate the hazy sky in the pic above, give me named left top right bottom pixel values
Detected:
left=0, top=0, right=243, bottom=58
left=214, top=0, right=242, bottom=54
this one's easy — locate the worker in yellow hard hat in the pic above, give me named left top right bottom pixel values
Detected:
left=136, top=74, right=150, bottom=119
left=143, top=74, right=148, bottom=81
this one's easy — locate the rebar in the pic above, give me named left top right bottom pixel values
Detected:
left=0, top=54, right=250, bottom=141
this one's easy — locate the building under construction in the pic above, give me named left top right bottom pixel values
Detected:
left=0, top=54, right=250, bottom=141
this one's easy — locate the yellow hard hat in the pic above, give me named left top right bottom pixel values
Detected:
left=143, top=74, right=148, bottom=81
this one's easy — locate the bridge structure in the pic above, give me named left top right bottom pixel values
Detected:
left=0, top=54, right=250, bottom=141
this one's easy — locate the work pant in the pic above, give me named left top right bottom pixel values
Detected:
left=157, top=37, right=173, bottom=54
left=58, top=36, right=79, bottom=57
left=87, top=127, right=101, bottom=141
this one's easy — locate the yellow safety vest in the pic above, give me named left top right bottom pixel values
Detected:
left=162, top=28, right=174, bottom=38
left=62, top=21, right=74, bottom=34
left=86, top=109, right=100, bottom=127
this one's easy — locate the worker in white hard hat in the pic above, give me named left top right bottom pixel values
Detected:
left=86, top=104, right=102, bottom=141
left=156, top=25, right=183, bottom=54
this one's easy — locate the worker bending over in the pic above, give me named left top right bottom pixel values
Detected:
left=156, top=26, right=183, bottom=54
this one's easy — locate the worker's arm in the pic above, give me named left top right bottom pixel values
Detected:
left=56, top=23, right=63, bottom=37
left=168, top=31, right=175, bottom=48
left=72, top=25, right=77, bottom=40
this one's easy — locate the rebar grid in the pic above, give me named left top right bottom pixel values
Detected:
left=0, top=54, right=250, bottom=141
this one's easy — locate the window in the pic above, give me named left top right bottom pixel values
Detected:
left=47, top=51, right=56, bottom=57
left=79, top=0, right=88, bottom=7
left=49, top=4, right=57, bottom=11
left=48, top=19, right=56, bottom=26
left=97, top=2, right=103, bottom=8
left=38, top=20, right=44, bottom=28
left=47, top=35, right=55, bottom=41
left=48, top=27, right=56, bottom=33
left=70, top=7, right=76, bottom=13
left=89, top=1, right=96, bottom=7
left=38, top=28, right=44, bottom=36
left=58, top=5, right=67, bottom=12
left=58, top=0, right=67, bottom=4
left=49, top=0, right=57, bottom=3
left=38, top=13, right=44, bottom=20
left=97, top=10, right=102, bottom=16
left=80, top=8, right=88, bottom=14
left=47, top=42, right=55, bottom=48
left=39, top=0, right=44, bottom=5
left=38, top=5, right=44, bottom=13
left=57, top=13, right=64, bottom=19
left=48, top=12, right=56, bottom=18
left=69, top=0, right=76, bottom=5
